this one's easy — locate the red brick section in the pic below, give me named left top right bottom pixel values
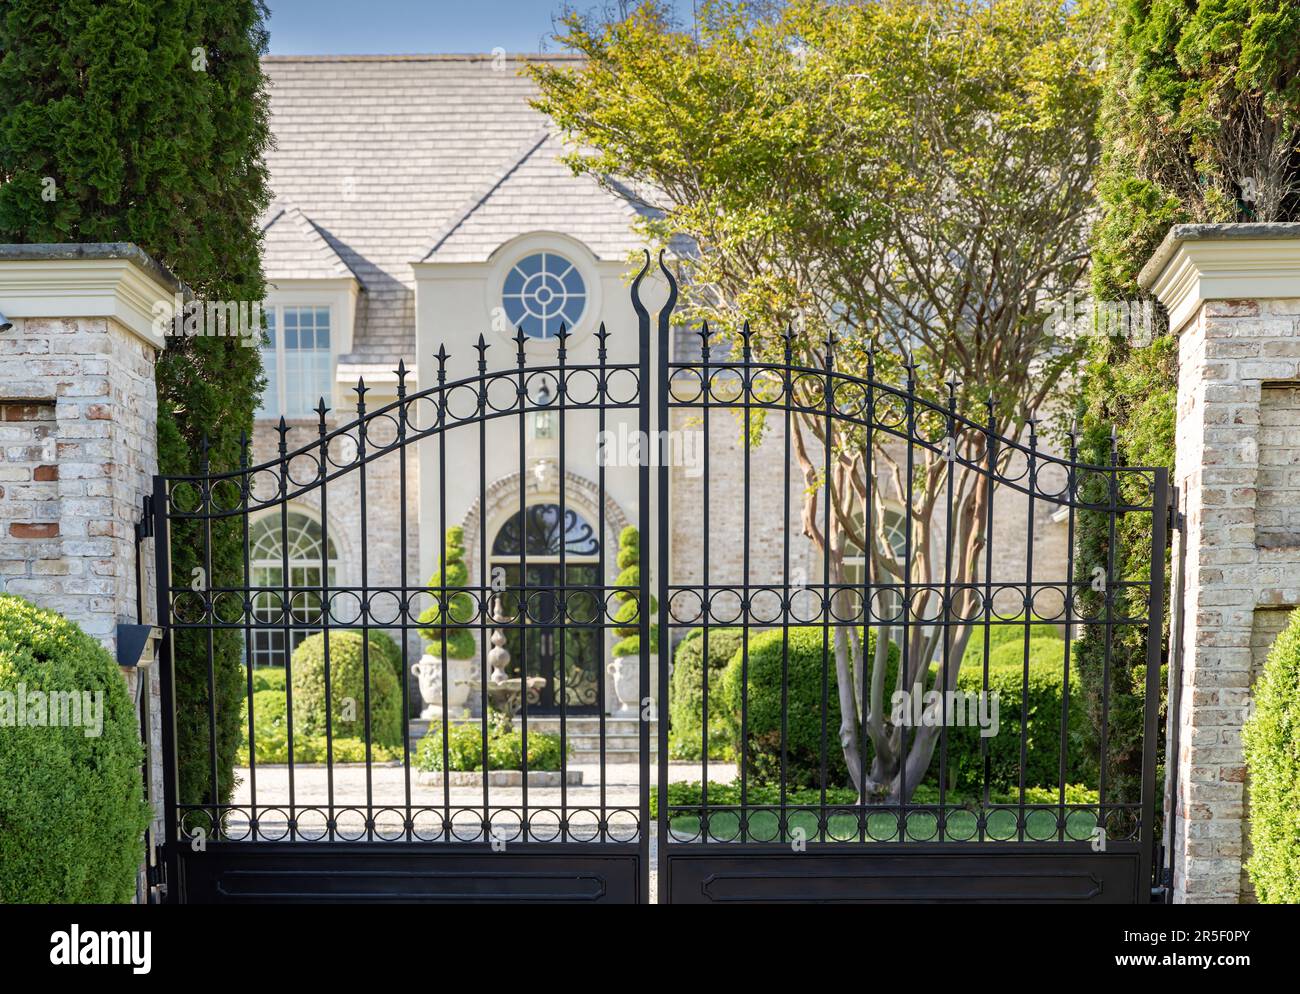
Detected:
left=33, top=465, right=58, bottom=481
left=9, top=522, right=59, bottom=539
left=0, top=402, right=55, bottom=420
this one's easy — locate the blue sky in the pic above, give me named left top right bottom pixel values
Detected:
left=265, top=1, right=693, bottom=55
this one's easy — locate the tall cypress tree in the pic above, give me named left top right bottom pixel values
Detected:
left=0, top=0, right=272, bottom=809
left=1079, top=0, right=1300, bottom=805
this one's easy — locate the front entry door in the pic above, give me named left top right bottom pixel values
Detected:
left=498, top=562, right=602, bottom=713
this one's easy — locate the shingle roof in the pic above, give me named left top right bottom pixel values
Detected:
left=422, top=132, right=644, bottom=263
left=261, top=54, right=645, bottom=364
left=262, top=200, right=358, bottom=282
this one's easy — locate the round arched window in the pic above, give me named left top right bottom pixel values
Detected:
left=501, top=251, right=587, bottom=339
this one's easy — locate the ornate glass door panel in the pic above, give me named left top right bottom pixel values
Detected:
left=496, top=562, right=601, bottom=713
left=491, top=503, right=602, bottom=713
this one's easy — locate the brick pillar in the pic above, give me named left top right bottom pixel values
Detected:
left=0, top=242, right=177, bottom=847
left=1141, top=222, right=1300, bottom=903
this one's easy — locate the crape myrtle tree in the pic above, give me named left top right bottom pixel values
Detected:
left=1077, top=0, right=1300, bottom=804
left=0, top=1, right=273, bottom=807
left=532, top=0, right=1105, bottom=800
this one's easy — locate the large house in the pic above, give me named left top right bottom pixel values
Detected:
left=249, top=53, right=1068, bottom=720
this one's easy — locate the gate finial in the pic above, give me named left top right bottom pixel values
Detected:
left=657, top=250, right=677, bottom=347
left=630, top=250, right=651, bottom=339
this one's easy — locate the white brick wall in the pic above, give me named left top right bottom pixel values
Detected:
left=0, top=317, right=158, bottom=649
left=1165, top=283, right=1300, bottom=902
left=0, top=250, right=174, bottom=895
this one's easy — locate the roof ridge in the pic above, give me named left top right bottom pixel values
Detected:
left=264, top=199, right=362, bottom=285
left=419, top=129, right=551, bottom=262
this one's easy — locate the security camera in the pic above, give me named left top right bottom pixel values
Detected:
left=0, top=312, right=11, bottom=332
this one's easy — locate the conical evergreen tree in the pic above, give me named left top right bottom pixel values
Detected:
left=0, top=0, right=273, bottom=807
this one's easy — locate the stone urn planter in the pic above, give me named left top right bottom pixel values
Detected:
left=412, top=654, right=475, bottom=718
left=607, top=655, right=648, bottom=716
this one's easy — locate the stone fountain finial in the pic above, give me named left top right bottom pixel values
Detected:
left=488, top=626, right=510, bottom=685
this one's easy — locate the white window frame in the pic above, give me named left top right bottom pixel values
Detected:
left=247, top=508, right=340, bottom=668
left=482, top=232, right=604, bottom=349
left=255, top=279, right=359, bottom=421
left=258, top=303, right=334, bottom=420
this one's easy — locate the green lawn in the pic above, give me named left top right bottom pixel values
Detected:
left=666, top=805, right=1103, bottom=843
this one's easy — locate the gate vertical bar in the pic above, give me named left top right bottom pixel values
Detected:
left=1139, top=467, right=1169, bottom=898
left=630, top=252, right=653, bottom=899
left=153, top=474, right=181, bottom=900
left=653, top=252, right=675, bottom=900
left=1163, top=485, right=1187, bottom=901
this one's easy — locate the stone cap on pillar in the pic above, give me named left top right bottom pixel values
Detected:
left=0, top=242, right=188, bottom=350
left=1139, top=222, right=1300, bottom=335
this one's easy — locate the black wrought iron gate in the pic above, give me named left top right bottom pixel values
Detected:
left=153, top=254, right=1166, bottom=904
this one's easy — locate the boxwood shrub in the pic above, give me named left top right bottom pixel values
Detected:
left=611, top=526, right=659, bottom=657
left=669, top=627, right=745, bottom=761
left=1244, top=608, right=1300, bottom=903
left=416, top=527, right=476, bottom=659
left=416, top=720, right=566, bottom=772
left=719, top=627, right=900, bottom=790
left=236, top=686, right=403, bottom=766
left=290, top=630, right=404, bottom=749
left=715, top=624, right=1084, bottom=795
left=0, top=594, right=152, bottom=903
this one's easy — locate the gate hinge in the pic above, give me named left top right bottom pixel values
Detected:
left=136, top=494, right=155, bottom=542
left=146, top=837, right=167, bottom=903
left=1166, top=490, right=1184, bottom=538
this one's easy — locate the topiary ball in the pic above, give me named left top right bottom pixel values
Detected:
left=290, top=630, right=404, bottom=748
left=0, top=594, right=152, bottom=902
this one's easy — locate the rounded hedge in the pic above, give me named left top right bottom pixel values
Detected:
left=290, top=630, right=403, bottom=749
left=669, top=627, right=745, bottom=760
left=0, top=594, right=152, bottom=903
left=1244, top=607, right=1300, bottom=903
left=720, top=627, right=899, bottom=789
left=236, top=685, right=404, bottom=766
left=716, top=625, right=1082, bottom=794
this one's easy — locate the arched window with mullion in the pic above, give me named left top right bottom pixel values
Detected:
left=248, top=509, right=339, bottom=667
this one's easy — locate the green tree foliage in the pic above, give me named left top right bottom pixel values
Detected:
left=1092, top=0, right=1300, bottom=298
left=532, top=0, right=1106, bottom=800
left=1244, top=608, right=1300, bottom=903
left=1078, top=0, right=1300, bottom=804
left=612, top=525, right=658, bottom=657
left=417, top=527, right=476, bottom=659
left=0, top=1, right=273, bottom=808
left=1072, top=334, right=1177, bottom=804
left=0, top=595, right=153, bottom=903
